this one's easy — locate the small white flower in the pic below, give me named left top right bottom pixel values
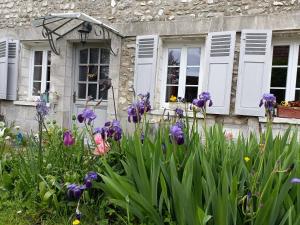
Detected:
left=0, top=128, right=6, bottom=138
left=5, top=135, right=11, bottom=140
left=0, top=121, right=5, bottom=128
left=15, top=125, right=20, bottom=130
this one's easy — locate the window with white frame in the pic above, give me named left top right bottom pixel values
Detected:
left=164, top=46, right=202, bottom=103
left=77, top=48, right=110, bottom=100
left=270, top=43, right=300, bottom=103
left=31, top=50, right=51, bottom=96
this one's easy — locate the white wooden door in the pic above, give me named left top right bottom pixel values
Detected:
left=73, top=46, right=110, bottom=128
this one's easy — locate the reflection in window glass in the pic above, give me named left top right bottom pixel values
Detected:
left=165, top=86, right=178, bottom=102
left=187, top=48, right=200, bottom=66
left=168, top=49, right=181, bottom=66
left=272, top=46, right=289, bottom=65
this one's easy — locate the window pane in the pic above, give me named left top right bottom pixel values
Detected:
left=100, top=66, right=109, bottom=79
left=185, top=86, right=198, bottom=103
left=80, top=49, right=88, bottom=64
left=33, top=67, right=42, bottom=81
left=90, top=48, right=99, bottom=64
left=100, top=49, right=110, bottom=64
left=88, top=84, right=97, bottom=99
left=79, top=66, right=88, bottom=81
left=32, top=82, right=41, bottom=96
left=47, top=67, right=50, bottom=82
left=186, top=67, right=199, bottom=85
left=295, top=90, right=300, bottom=101
left=167, top=67, right=179, bottom=85
left=270, top=88, right=285, bottom=104
left=46, top=82, right=50, bottom=92
left=298, top=46, right=300, bottom=65
left=187, top=48, right=201, bottom=66
left=296, top=68, right=300, bottom=88
left=272, top=46, right=289, bottom=66
left=78, top=84, right=86, bottom=99
left=99, top=88, right=108, bottom=100
left=47, top=51, right=51, bottom=65
left=271, top=68, right=287, bottom=87
left=34, top=51, right=43, bottom=65
left=168, top=49, right=181, bottom=66
left=165, top=86, right=178, bottom=102
left=88, top=66, right=98, bottom=82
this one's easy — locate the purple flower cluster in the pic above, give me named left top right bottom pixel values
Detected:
left=67, top=171, right=98, bottom=200
left=191, top=92, right=213, bottom=110
left=77, top=108, right=97, bottom=124
left=63, top=130, right=75, bottom=146
left=95, top=120, right=122, bottom=141
left=259, top=93, right=276, bottom=111
left=128, top=92, right=151, bottom=123
left=36, top=99, right=49, bottom=117
left=175, top=108, right=184, bottom=118
left=170, top=122, right=184, bottom=145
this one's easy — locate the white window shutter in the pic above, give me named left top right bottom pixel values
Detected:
left=6, top=40, right=19, bottom=100
left=0, top=39, right=8, bottom=99
left=235, top=30, right=272, bottom=116
left=134, top=35, right=158, bottom=103
left=204, top=31, right=236, bottom=115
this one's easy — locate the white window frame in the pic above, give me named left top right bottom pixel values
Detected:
left=160, top=41, right=205, bottom=108
left=271, top=39, right=300, bottom=101
left=28, top=48, right=51, bottom=99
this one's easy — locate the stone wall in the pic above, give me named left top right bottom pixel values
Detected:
left=1, top=0, right=300, bottom=28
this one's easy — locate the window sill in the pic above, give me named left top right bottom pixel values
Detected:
left=13, top=100, right=37, bottom=106
left=258, top=117, right=300, bottom=125
left=150, top=108, right=215, bottom=119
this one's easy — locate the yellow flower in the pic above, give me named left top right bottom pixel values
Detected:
left=169, top=95, right=177, bottom=102
left=244, top=156, right=250, bottom=162
left=281, top=101, right=289, bottom=107
left=73, top=219, right=80, bottom=225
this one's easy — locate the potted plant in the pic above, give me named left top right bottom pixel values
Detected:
left=277, top=101, right=300, bottom=119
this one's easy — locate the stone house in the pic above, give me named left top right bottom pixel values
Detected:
left=0, top=0, right=300, bottom=137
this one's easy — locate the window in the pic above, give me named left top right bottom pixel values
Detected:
left=164, top=45, right=202, bottom=103
left=270, top=43, right=300, bottom=103
left=77, top=48, right=110, bottom=100
left=31, top=50, right=51, bottom=96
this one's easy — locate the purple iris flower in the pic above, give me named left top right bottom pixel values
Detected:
left=67, top=184, right=83, bottom=199
left=63, top=130, right=74, bottom=146
left=77, top=108, right=97, bottom=124
left=100, top=120, right=123, bottom=141
left=259, top=93, right=276, bottom=111
left=84, top=171, right=98, bottom=189
left=128, top=92, right=151, bottom=123
left=170, top=123, right=185, bottom=145
left=36, top=99, right=49, bottom=117
left=175, top=108, right=184, bottom=118
left=290, top=178, right=300, bottom=184
left=191, top=91, right=213, bottom=110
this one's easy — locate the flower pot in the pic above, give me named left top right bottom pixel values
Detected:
left=277, top=105, right=300, bottom=119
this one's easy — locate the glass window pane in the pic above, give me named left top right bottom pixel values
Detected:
left=100, top=49, right=110, bottom=64
left=185, top=86, right=198, bottom=103
left=88, top=66, right=98, bottom=82
left=34, top=51, right=43, bottom=65
left=33, top=67, right=42, bottom=81
left=47, top=67, right=50, bottom=82
left=79, top=66, right=88, bottom=81
left=168, top=49, right=181, bottom=66
left=32, top=82, right=41, bottom=96
left=271, top=68, right=287, bottom=87
left=100, top=66, right=109, bottom=79
left=272, top=46, right=289, bottom=66
left=270, top=88, right=285, bottom=104
left=99, top=88, right=108, bottom=100
left=165, top=86, right=178, bottom=102
left=187, top=48, right=201, bottom=66
left=80, top=49, right=88, bottom=64
left=186, top=67, right=199, bottom=85
left=296, top=68, right=300, bottom=88
left=90, top=48, right=99, bottom=64
left=46, top=82, right=50, bottom=92
left=167, top=67, right=180, bottom=85
left=47, top=51, right=51, bottom=65
left=295, top=90, right=300, bottom=101
left=78, top=84, right=86, bottom=99
left=88, top=84, right=97, bottom=99
left=298, top=46, right=300, bottom=65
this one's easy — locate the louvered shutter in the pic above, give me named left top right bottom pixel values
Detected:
left=134, top=35, right=158, bottom=103
left=0, top=39, right=8, bottom=99
left=6, top=40, right=19, bottom=100
left=203, top=31, right=236, bottom=114
left=235, top=30, right=272, bottom=116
